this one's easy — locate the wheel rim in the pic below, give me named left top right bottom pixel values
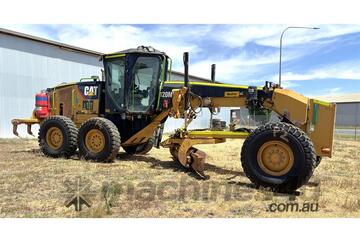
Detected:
left=85, top=129, right=105, bottom=153
left=257, top=140, right=294, bottom=176
left=45, top=127, right=64, bottom=150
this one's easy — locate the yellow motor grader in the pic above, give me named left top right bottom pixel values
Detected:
left=12, top=46, right=336, bottom=192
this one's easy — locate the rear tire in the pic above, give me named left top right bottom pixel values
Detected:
left=315, top=156, right=322, bottom=167
left=241, top=122, right=316, bottom=192
left=38, top=116, right=78, bottom=158
left=77, top=117, right=120, bottom=162
left=122, top=135, right=155, bottom=155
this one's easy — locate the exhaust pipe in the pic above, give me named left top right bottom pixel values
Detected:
left=183, top=52, right=190, bottom=111
left=210, top=64, right=216, bottom=128
left=211, top=64, right=216, bottom=83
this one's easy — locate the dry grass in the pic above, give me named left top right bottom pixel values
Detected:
left=0, top=136, right=359, bottom=218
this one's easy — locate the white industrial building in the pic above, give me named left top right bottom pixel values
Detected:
left=0, top=28, right=230, bottom=138
left=318, top=93, right=360, bottom=127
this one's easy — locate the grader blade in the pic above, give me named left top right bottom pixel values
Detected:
left=189, top=148, right=207, bottom=179
left=162, top=137, right=212, bottom=179
left=175, top=146, right=207, bottom=179
left=161, top=135, right=226, bottom=179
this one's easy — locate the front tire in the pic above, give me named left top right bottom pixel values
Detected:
left=122, top=135, right=155, bottom=155
left=77, top=117, right=120, bottom=162
left=241, top=122, right=316, bottom=192
left=38, top=116, right=78, bottom=158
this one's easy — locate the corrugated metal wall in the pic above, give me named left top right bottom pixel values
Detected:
left=0, top=33, right=103, bottom=137
left=335, top=102, right=360, bottom=126
left=169, top=72, right=209, bottom=82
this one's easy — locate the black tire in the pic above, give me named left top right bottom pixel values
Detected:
left=122, top=135, right=155, bottom=155
left=77, top=117, right=120, bottom=162
left=38, top=116, right=78, bottom=158
left=315, top=156, right=322, bottom=167
left=241, top=122, right=316, bottom=192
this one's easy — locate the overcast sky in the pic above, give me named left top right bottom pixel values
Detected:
left=2, top=24, right=360, bottom=96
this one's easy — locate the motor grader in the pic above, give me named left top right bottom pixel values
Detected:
left=12, top=46, right=336, bottom=192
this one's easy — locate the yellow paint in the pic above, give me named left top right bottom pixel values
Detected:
left=271, top=88, right=309, bottom=126
left=224, top=91, right=241, bottom=97
left=313, top=99, right=332, bottom=107
left=165, top=81, right=256, bottom=89
left=210, top=97, right=246, bottom=107
left=71, top=89, right=76, bottom=109
left=105, top=54, right=125, bottom=59
left=85, top=129, right=106, bottom=153
left=308, top=99, right=336, bottom=157
left=45, top=127, right=64, bottom=150
left=51, top=91, right=56, bottom=114
left=54, top=82, right=77, bottom=88
left=188, top=130, right=249, bottom=139
left=12, top=118, right=39, bottom=124
left=257, top=140, right=294, bottom=176
left=122, top=110, right=171, bottom=146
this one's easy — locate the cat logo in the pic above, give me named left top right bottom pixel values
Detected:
left=84, top=86, right=98, bottom=97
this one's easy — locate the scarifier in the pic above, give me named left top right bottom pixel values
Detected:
left=12, top=46, right=336, bottom=192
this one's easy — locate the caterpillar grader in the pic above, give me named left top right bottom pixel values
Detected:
left=11, top=46, right=336, bottom=192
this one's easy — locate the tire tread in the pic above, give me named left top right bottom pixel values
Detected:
left=38, top=115, right=78, bottom=158
left=240, top=122, right=316, bottom=192
left=78, top=117, right=120, bottom=162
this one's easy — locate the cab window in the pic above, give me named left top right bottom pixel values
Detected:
left=106, top=57, right=125, bottom=109
left=127, top=56, right=161, bottom=112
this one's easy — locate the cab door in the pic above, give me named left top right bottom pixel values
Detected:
left=126, top=55, right=162, bottom=114
left=104, top=56, right=126, bottom=113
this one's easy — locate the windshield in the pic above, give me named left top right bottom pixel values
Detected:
left=127, top=56, right=161, bottom=113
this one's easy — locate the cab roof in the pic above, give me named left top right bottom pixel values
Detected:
left=103, top=46, right=168, bottom=59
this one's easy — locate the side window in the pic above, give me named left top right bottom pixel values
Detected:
left=106, top=58, right=125, bottom=108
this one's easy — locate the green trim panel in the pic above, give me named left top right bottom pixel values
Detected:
left=312, top=103, right=319, bottom=125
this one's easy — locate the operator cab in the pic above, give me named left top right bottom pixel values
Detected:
left=103, top=46, right=169, bottom=116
